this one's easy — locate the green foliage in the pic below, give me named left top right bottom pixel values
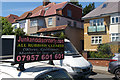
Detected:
left=14, top=27, right=25, bottom=36
left=0, top=17, right=26, bottom=36
left=97, top=44, right=111, bottom=55
left=88, top=44, right=113, bottom=58
left=0, top=17, right=14, bottom=35
left=59, top=32, right=66, bottom=38
left=69, top=0, right=82, bottom=7
left=82, top=2, right=95, bottom=16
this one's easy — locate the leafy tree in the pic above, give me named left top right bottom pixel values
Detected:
left=14, top=27, right=25, bottom=36
left=0, top=17, right=25, bottom=36
left=69, top=0, right=82, bottom=7
left=83, top=2, right=95, bottom=16
left=0, top=17, right=14, bottom=35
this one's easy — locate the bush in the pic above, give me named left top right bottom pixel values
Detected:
left=88, top=44, right=113, bottom=58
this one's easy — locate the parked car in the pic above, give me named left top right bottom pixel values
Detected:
left=0, top=59, right=74, bottom=80
left=108, top=53, right=120, bottom=79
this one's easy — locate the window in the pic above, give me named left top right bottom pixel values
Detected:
left=30, top=20, right=37, bottom=27
left=19, top=23, right=25, bottom=28
left=19, top=20, right=26, bottom=28
left=67, top=9, right=72, bottom=17
left=90, top=18, right=104, bottom=26
left=116, top=17, right=118, bottom=23
left=112, top=17, right=114, bottom=23
left=119, top=17, right=120, bottom=23
left=111, top=17, right=120, bottom=24
left=102, top=3, right=107, bottom=8
left=57, top=17, right=60, bottom=20
left=111, top=33, right=120, bottom=42
left=48, top=18, right=53, bottom=26
left=74, top=21, right=77, bottom=27
left=91, top=36, right=102, bottom=44
left=67, top=21, right=71, bottom=26
left=14, top=25, right=17, bottom=29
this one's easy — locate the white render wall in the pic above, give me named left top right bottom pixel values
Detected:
left=12, top=23, right=19, bottom=28
left=110, top=13, right=120, bottom=34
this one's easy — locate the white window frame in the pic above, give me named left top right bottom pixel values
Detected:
left=19, top=20, right=26, bottom=29
left=30, top=19, right=38, bottom=27
left=90, top=18, right=104, bottom=26
left=91, top=36, right=102, bottom=44
left=111, top=16, right=120, bottom=24
left=111, top=33, right=120, bottom=42
left=48, top=18, right=53, bottom=26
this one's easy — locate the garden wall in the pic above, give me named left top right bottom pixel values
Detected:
left=87, top=58, right=110, bottom=67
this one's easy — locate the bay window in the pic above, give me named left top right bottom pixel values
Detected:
left=30, top=19, right=37, bottom=27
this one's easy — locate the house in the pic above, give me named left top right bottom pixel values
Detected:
left=6, top=14, right=19, bottom=24
left=82, top=1, right=120, bottom=53
left=12, top=1, right=84, bottom=53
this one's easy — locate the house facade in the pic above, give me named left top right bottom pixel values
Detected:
left=83, top=1, right=120, bottom=53
left=12, top=1, right=84, bottom=52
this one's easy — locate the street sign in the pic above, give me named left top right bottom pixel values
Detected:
left=14, top=36, right=64, bottom=64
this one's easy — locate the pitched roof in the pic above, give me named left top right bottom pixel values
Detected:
left=6, top=14, right=19, bottom=23
left=18, top=2, right=68, bottom=20
left=83, top=1, right=120, bottom=19
left=37, top=25, right=67, bottom=33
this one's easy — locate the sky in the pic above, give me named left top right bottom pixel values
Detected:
left=1, top=1, right=104, bottom=17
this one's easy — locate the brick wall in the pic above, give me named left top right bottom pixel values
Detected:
left=63, top=4, right=82, bottom=21
left=88, top=59, right=110, bottom=67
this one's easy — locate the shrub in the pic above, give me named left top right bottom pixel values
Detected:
left=88, top=44, right=113, bottom=58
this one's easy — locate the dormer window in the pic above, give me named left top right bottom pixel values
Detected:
left=102, top=3, right=108, bottom=8
left=67, top=9, right=72, bottom=17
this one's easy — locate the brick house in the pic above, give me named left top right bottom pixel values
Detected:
left=82, top=1, right=120, bottom=53
left=5, top=14, right=19, bottom=24
left=12, top=1, right=84, bottom=52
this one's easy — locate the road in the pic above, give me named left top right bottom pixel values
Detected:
left=77, top=72, right=116, bottom=80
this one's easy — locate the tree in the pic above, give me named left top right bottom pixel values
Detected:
left=69, top=0, right=82, bottom=7
left=0, top=17, right=25, bottom=36
left=0, top=17, right=14, bottom=35
left=14, top=27, right=25, bottom=36
left=82, top=2, right=95, bottom=16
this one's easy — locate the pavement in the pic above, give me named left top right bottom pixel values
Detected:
left=93, top=66, right=113, bottom=75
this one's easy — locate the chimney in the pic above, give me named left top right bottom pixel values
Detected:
left=43, top=0, right=50, bottom=6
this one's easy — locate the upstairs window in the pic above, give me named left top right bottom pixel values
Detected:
left=116, top=17, right=118, bottom=23
left=14, top=25, right=17, bottom=29
left=30, top=19, right=37, bottom=27
left=90, top=18, right=104, bottom=26
left=102, top=3, right=107, bottom=8
left=111, top=16, right=120, bottom=24
left=112, top=17, right=114, bottom=23
left=48, top=18, right=53, bottom=26
left=67, top=9, right=72, bottom=17
left=19, top=23, right=25, bottom=28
